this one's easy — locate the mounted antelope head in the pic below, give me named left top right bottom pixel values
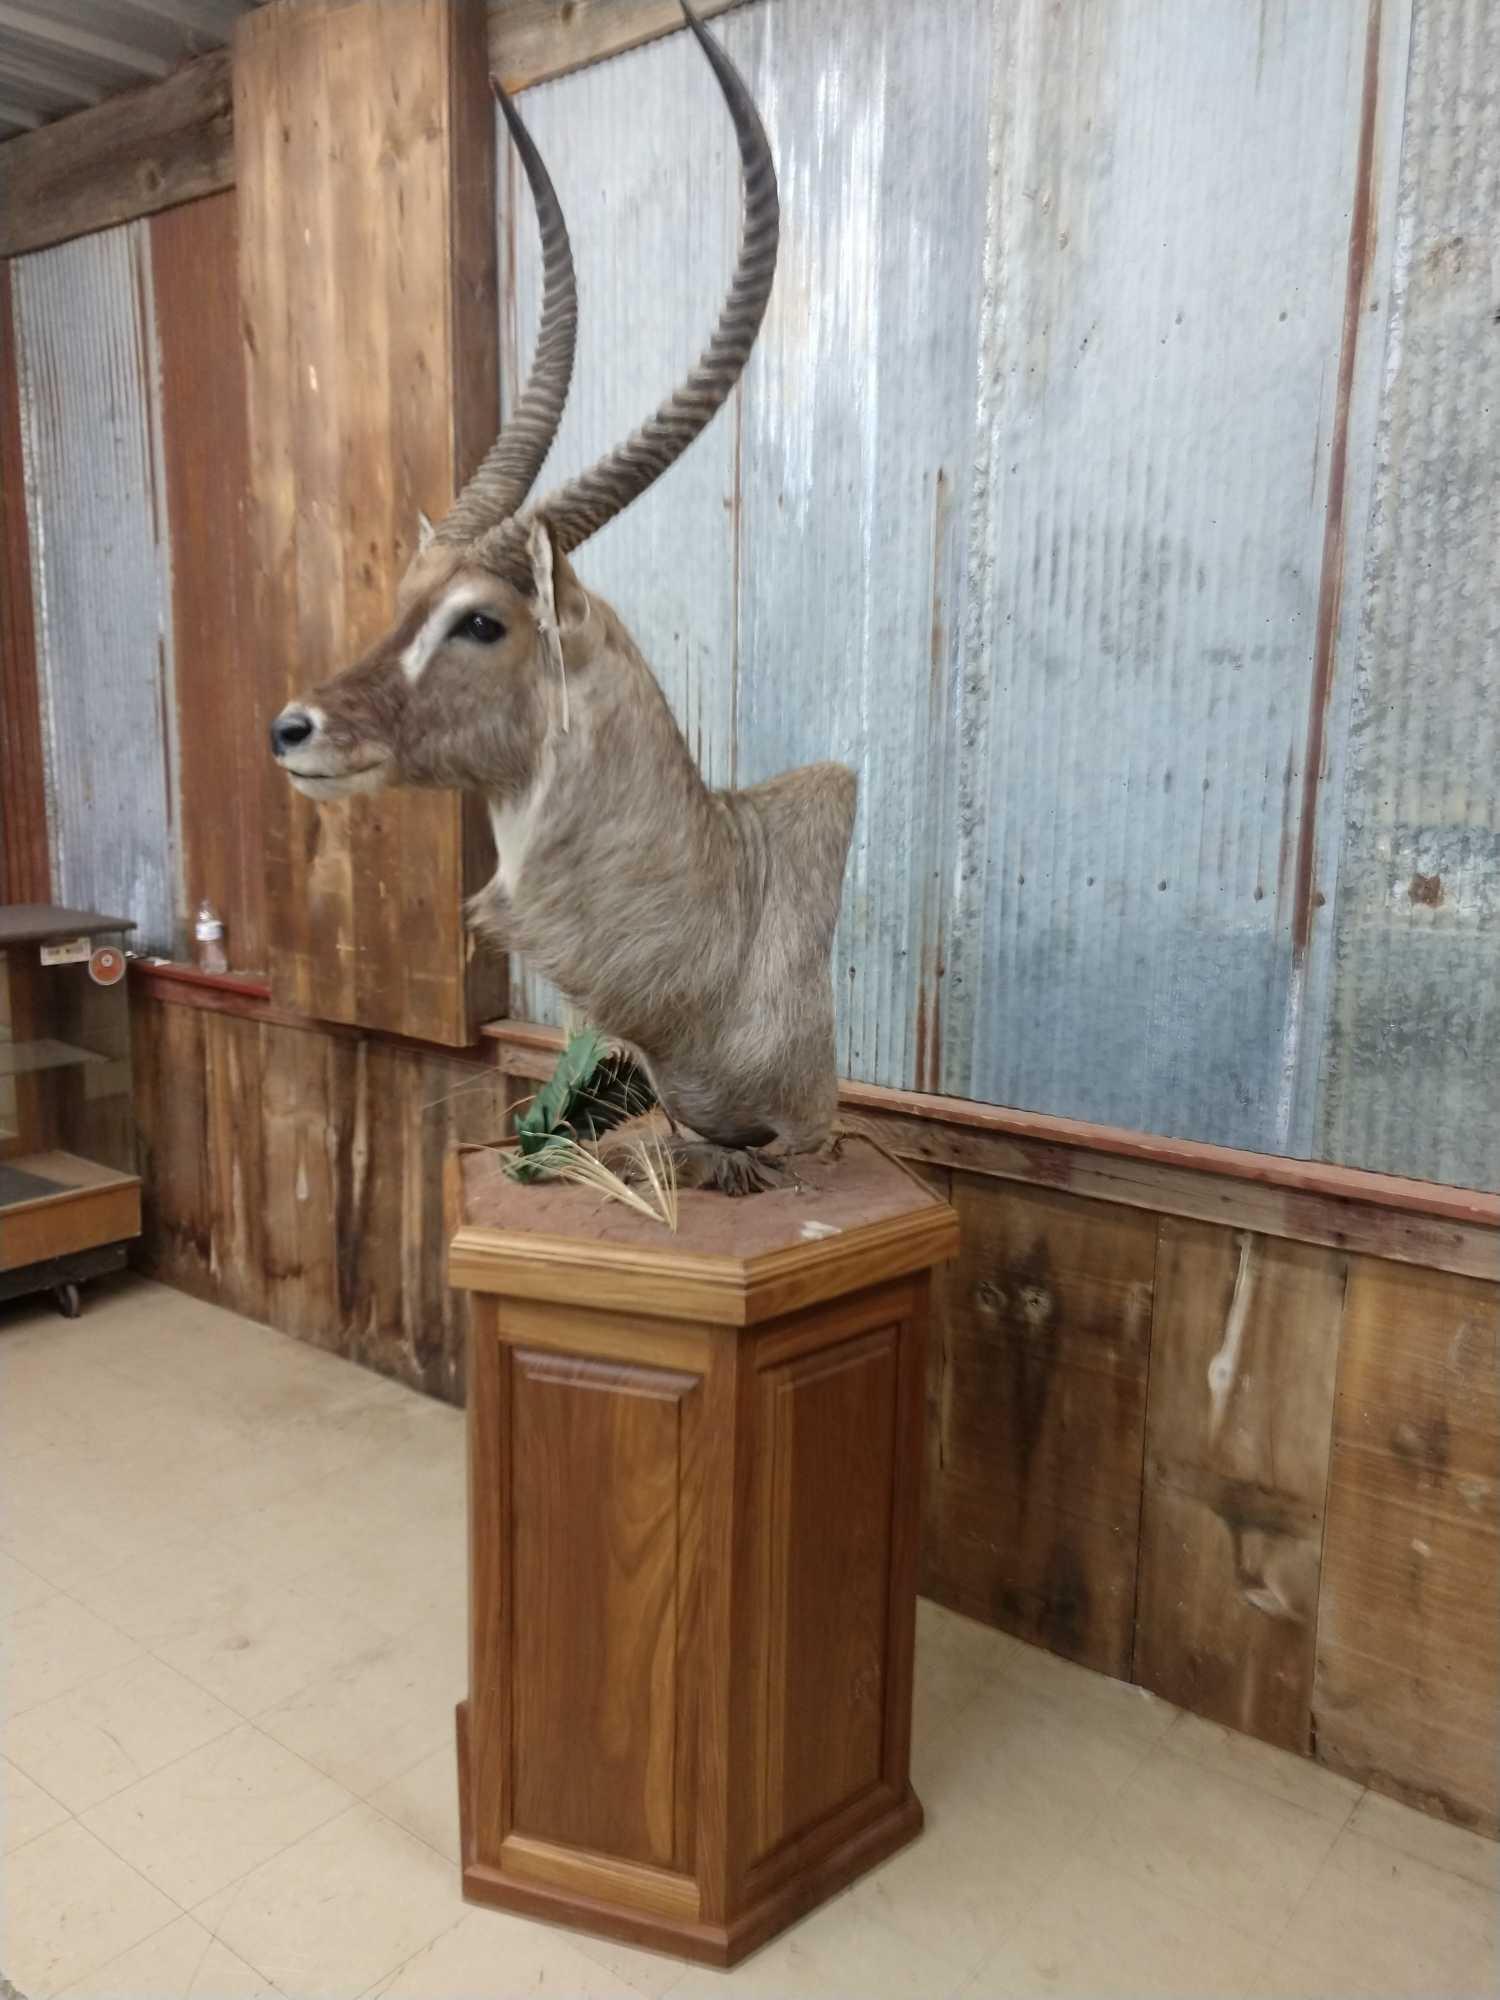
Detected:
left=270, top=5, right=854, bottom=1176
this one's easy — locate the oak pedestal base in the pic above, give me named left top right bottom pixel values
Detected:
left=450, top=1138, right=958, bottom=1966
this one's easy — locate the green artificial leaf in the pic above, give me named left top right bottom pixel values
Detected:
left=509, top=1028, right=657, bottom=1182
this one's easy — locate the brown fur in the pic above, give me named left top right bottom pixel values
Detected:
left=273, top=526, right=855, bottom=1152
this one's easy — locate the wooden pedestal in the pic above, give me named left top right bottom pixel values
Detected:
left=449, top=1138, right=958, bottom=1967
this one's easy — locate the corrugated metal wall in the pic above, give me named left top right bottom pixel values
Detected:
left=1316, top=0, right=1499, bottom=1188
left=11, top=223, right=180, bottom=952
left=2, top=0, right=1492, bottom=1188
left=501, top=0, right=1495, bottom=1191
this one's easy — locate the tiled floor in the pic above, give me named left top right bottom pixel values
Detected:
left=2, top=1279, right=1495, bottom=2000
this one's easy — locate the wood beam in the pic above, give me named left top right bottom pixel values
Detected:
left=0, top=51, right=232, bottom=258
left=487, top=0, right=751, bottom=92
left=0, top=1, right=754, bottom=259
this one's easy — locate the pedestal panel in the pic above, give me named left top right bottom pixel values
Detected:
left=454, top=1137, right=958, bottom=1965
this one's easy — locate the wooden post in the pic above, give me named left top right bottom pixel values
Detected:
left=449, top=1139, right=959, bottom=1965
left=234, top=0, right=502, bottom=1045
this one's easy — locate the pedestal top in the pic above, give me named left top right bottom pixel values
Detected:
left=450, top=1134, right=958, bottom=1326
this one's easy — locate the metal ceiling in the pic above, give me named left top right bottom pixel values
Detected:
left=0, top=0, right=262, bottom=140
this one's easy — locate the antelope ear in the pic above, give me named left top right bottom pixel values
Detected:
left=416, top=509, right=436, bottom=552
left=527, top=517, right=588, bottom=631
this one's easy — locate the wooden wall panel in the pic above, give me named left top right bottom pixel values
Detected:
left=234, top=0, right=502, bottom=1044
left=1134, top=1222, right=1346, bottom=1752
left=132, top=993, right=509, bottom=1403
left=1315, top=1259, right=1500, bottom=1834
left=920, top=1178, right=1155, bottom=1676
left=0, top=259, right=50, bottom=903
left=150, top=192, right=266, bottom=974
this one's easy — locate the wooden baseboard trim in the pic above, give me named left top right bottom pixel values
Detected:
left=459, top=1791, right=923, bottom=1968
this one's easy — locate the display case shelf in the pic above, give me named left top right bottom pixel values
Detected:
left=0, top=1038, right=110, bottom=1079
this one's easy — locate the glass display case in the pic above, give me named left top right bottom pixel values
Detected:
left=0, top=905, right=140, bottom=1316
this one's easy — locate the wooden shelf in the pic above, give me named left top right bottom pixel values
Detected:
left=0, top=1149, right=141, bottom=1273
left=0, top=1038, right=109, bottom=1079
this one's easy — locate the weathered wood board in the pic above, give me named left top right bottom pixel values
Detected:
left=0, top=53, right=235, bottom=261
left=1315, top=1258, right=1500, bottom=1834
left=234, top=0, right=502, bottom=1043
left=920, top=1176, right=1155, bottom=1675
left=132, top=993, right=509, bottom=1403
left=151, top=192, right=267, bottom=975
left=487, top=0, right=750, bottom=90
left=1135, top=1221, right=1347, bottom=1751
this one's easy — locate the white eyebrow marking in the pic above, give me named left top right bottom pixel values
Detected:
left=400, top=587, right=487, bottom=683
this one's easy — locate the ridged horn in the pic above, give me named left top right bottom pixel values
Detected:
left=537, top=1, right=778, bottom=555
left=437, top=82, right=578, bottom=545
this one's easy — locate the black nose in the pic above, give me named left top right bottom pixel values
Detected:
left=270, top=710, right=315, bottom=758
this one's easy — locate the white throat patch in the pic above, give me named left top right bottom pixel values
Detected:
left=488, top=767, right=550, bottom=901
left=400, top=586, right=487, bottom=684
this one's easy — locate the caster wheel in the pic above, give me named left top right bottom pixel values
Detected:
left=53, top=1282, right=82, bottom=1319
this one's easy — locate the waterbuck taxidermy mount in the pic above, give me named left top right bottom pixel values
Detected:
left=269, top=4, right=855, bottom=1191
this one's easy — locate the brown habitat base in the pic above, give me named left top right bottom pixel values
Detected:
left=452, top=1138, right=956, bottom=1963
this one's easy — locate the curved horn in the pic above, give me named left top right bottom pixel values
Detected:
left=437, top=82, right=578, bottom=545
left=537, top=1, right=778, bottom=554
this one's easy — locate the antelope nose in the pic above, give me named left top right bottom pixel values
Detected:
left=269, top=707, right=315, bottom=759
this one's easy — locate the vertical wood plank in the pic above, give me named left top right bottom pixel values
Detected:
left=1315, top=1258, right=1500, bottom=1834
left=131, top=997, right=210, bottom=1288
left=920, top=1178, right=1155, bottom=1676
left=150, top=192, right=267, bottom=974
left=130, top=995, right=507, bottom=1404
left=1134, top=1220, right=1346, bottom=1752
left=0, top=259, right=49, bottom=903
left=234, top=0, right=501, bottom=1044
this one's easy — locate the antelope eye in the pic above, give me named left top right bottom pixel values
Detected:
left=451, top=611, right=505, bottom=644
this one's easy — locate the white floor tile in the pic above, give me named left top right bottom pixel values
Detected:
left=964, top=1848, right=1267, bottom=1999
left=58, top=1913, right=282, bottom=1999
left=0, top=1818, right=178, bottom=1999
left=256, top=1623, right=456, bottom=1797
left=1279, top=1828, right=1498, bottom=1999
left=203, top=1802, right=463, bottom=2000
left=367, top=1745, right=461, bottom=1864
left=81, top=1722, right=352, bottom=1908
left=0, top=1590, right=143, bottom=1718
left=4, top=1653, right=239, bottom=1812
left=2, top=1750, right=70, bottom=1853
left=1083, top=1747, right=1343, bottom=1937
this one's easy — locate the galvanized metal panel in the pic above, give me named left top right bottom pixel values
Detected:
left=492, top=0, right=1490, bottom=1188
left=0, top=2, right=259, bottom=133
left=498, top=26, right=740, bottom=1026
left=728, top=0, right=991, bottom=1089
left=944, top=0, right=1393, bottom=1151
left=12, top=222, right=180, bottom=954
left=1317, top=0, right=1500, bottom=1191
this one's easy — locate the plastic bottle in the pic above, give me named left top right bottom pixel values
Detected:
left=194, top=900, right=227, bottom=975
